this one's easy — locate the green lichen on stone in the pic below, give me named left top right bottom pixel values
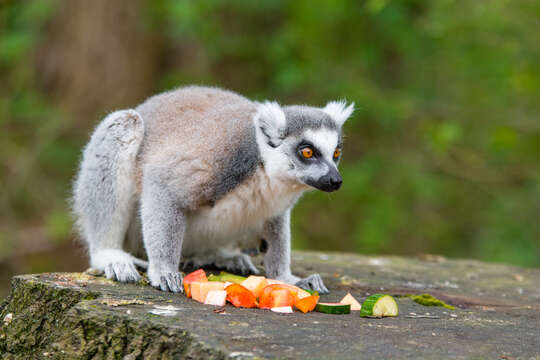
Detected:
left=0, top=274, right=227, bottom=359
left=0, top=276, right=93, bottom=356
left=138, top=273, right=150, bottom=286
left=410, top=293, right=456, bottom=310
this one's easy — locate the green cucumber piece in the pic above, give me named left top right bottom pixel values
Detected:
left=315, top=302, right=351, bottom=314
left=302, top=288, right=319, bottom=296
left=207, top=274, right=222, bottom=282
left=207, top=272, right=246, bottom=284
left=360, top=294, right=399, bottom=317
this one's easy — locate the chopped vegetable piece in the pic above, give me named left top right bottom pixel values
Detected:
left=315, top=302, right=351, bottom=314
left=266, top=279, right=286, bottom=285
left=271, top=306, right=293, bottom=313
left=271, top=289, right=296, bottom=308
left=296, top=288, right=313, bottom=299
left=204, top=290, right=227, bottom=306
left=241, top=276, right=268, bottom=298
left=207, top=274, right=222, bottom=282
left=360, top=294, right=398, bottom=317
left=301, top=288, right=318, bottom=296
left=190, top=281, right=204, bottom=302
left=340, top=293, right=362, bottom=311
left=218, top=272, right=247, bottom=283
left=295, top=295, right=320, bottom=313
left=225, top=284, right=258, bottom=308
left=183, top=269, right=208, bottom=297
left=191, top=281, right=225, bottom=303
left=208, top=272, right=246, bottom=283
left=259, top=284, right=299, bottom=309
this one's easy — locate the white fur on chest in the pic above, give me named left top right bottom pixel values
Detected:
left=183, top=167, right=306, bottom=253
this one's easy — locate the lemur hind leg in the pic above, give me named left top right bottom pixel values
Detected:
left=140, top=168, right=186, bottom=292
left=182, top=248, right=259, bottom=276
left=72, top=110, right=144, bottom=282
left=124, top=203, right=146, bottom=261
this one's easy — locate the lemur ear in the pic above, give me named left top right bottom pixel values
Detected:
left=322, top=100, right=355, bottom=127
left=254, top=101, right=287, bottom=147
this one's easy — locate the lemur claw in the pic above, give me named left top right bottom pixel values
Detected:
left=295, top=274, right=329, bottom=294
left=104, top=261, right=141, bottom=283
left=152, top=271, right=183, bottom=293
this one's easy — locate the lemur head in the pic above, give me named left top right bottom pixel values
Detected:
left=254, top=100, right=354, bottom=192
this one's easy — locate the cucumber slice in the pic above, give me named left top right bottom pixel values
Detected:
left=302, top=288, right=319, bottom=296
left=360, top=294, right=398, bottom=317
left=208, top=272, right=246, bottom=283
left=207, top=274, right=222, bottom=282
left=315, top=302, right=351, bottom=314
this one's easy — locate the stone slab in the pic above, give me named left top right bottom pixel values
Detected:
left=1, top=251, right=539, bottom=359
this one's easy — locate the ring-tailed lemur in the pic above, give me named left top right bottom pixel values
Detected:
left=72, top=86, right=353, bottom=293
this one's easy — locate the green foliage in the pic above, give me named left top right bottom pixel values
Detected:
left=1, top=0, right=539, bottom=268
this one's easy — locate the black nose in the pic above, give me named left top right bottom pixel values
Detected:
left=330, top=176, right=342, bottom=190
left=318, top=172, right=342, bottom=191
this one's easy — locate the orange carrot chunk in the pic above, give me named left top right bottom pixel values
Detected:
left=183, top=269, right=208, bottom=297
left=192, top=282, right=226, bottom=303
left=295, top=295, right=320, bottom=313
left=240, top=276, right=268, bottom=298
left=259, top=284, right=299, bottom=309
left=225, top=284, right=258, bottom=308
left=270, top=289, right=296, bottom=308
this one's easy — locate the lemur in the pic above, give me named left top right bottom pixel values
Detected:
left=72, top=86, right=353, bottom=294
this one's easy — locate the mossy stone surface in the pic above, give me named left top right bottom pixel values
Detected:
left=1, top=251, right=539, bottom=359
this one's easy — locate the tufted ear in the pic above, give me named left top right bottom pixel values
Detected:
left=322, top=100, right=355, bottom=127
left=254, top=101, right=287, bottom=147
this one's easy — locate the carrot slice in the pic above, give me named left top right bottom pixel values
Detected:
left=295, top=295, right=320, bottom=313
left=270, top=289, right=295, bottom=308
left=183, top=269, right=207, bottom=297
left=259, top=284, right=299, bottom=309
left=225, top=284, right=258, bottom=308
left=191, top=282, right=226, bottom=303
left=240, top=276, right=268, bottom=298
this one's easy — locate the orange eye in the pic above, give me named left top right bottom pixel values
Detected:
left=301, top=147, right=313, bottom=159
left=333, top=148, right=341, bottom=159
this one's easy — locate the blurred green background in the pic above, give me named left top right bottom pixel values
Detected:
left=1, top=0, right=539, bottom=298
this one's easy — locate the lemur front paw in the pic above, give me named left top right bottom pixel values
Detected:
left=104, top=262, right=141, bottom=283
left=148, top=269, right=183, bottom=293
left=295, top=274, right=329, bottom=294
left=91, top=249, right=141, bottom=283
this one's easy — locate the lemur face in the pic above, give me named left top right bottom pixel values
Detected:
left=254, top=101, right=354, bottom=192
left=283, top=116, right=342, bottom=192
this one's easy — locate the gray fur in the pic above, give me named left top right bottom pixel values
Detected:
left=72, top=86, right=353, bottom=293
left=181, top=248, right=259, bottom=275
left=212, top=126, right=260, bottom=203
left=283, top=106, right=338, bottom=136
left=134, top=86, right=259, bottom=210
left=261, top=210, right=328, bottom=293
left=261, top=210, right=294, bottom=280
left=72, top=110, right=144, bottom=283
left=140, top=165, right=186, bottom=292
